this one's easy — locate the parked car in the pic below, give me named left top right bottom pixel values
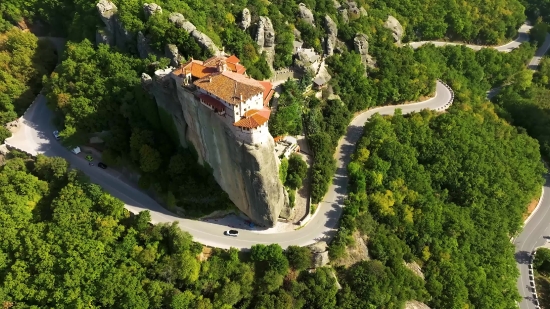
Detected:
left=71, top=147, right=81, bottom=155
left=224, top=230, right=239, bottom=237
left=52, top=130, right=61, bottom=140
left=98, top=162, right=107, bottom=169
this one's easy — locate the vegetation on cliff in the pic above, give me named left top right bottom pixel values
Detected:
left=0, top=28, right=56, bottom=142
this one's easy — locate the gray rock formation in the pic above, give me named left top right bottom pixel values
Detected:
left=354, top=33, right=375, bottom=69
left=293, top=27, right=302, bottom=41
left=255, top=16, right=276, bottom=69
left=309, top=241, right=330, bottom=267
left=298, top=3, right=315, bottom=26
left=96, top=0, right=117, bottom=34
left=96, top=29, right=112, bottom=46
left=143, top=3, right=162, bottom=18
left=165, top=44, right=181, bottom=67
left=324, top=15, right=337, bottom=56
left=168, top=12, right=219, bottom=55
left=339, top=7, right=349, bottom=24
left=96, top=0, right=133, bottom=51
left=240, top=8, right=251, bottom=30
left=137, top=31, right=152, bottom=59
left=384, top=15, right=404, bottom=43
left=145, top=69, right=288, bottom=227
left=348, top=1, right=360, bottom=16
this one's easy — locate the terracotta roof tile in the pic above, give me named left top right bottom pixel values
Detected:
left=259, top=81, right=274, bottom=106
left=174, top=60, right=217, bottom=79
left=234, top=107, right=271, bottom=128
left=226, top=55, right=240, bottom=63
left=194, top=71, right=264, bottom=105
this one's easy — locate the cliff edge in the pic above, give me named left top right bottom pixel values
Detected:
left=144, top=69, right=288, bottom=227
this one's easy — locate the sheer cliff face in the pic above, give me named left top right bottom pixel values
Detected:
left=147, top=70, right=287, bottom=227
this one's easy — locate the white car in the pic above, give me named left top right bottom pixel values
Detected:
left=53, top=130, right=61, bottom=140
left=71, top=147, right=81, bottom=155
left=224, top=230, right=239, bottom=237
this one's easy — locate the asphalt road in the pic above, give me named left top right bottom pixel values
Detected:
left=408, top=23, right=532, bottom=52
left=5, top=80, right=453, bottom=250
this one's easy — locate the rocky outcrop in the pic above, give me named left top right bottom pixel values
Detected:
left=298, top=3, right=315, bottom=26
left=384, top=15, right=404, bottom=44
left=339, top=7, right=349, bottom=24
left=293, top=27, right=302, bottom=41
left=256, top=16, right=276, bottom=69
left=165, top=44, right=181, bottom=67
left=240, top=8, right=251, bottom=30
left=96, top=0, right=133, bottom=51
left=137, top=31, right=152, bottom=59
left=168, top=12, right=220, bottom=55
left=354, top=33, right=376, bottom=69
left=405, top=301, right=431, bottom=309
left=145, top=69, right=287, bottom=227
left=143, top=3, right=162, bottom=18
left=309, top=241, right=330, bottom=267
left=324, top=15, right=337, bottom=56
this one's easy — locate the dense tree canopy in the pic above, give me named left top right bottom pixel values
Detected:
left=332, top=106, right=545, bottom=308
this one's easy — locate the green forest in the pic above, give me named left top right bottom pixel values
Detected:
left=1, top=0, right=550, bottom=307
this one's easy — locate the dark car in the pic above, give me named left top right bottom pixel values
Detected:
left=97, top=162, right=107, bottom=169
left=224, top=230, right=239, bottom=237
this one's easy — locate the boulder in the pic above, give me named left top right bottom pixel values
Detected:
left=168, top=12, right=219, bottom=55
left=309, top=241, right=330, bottom=267
left=384, top=15, right=404, bottom=43
left=298, top=3, right=315, bottom=26
left=348, top=1, right=360, bottom=16
left=339, top=8, right=349, bottom=24
left=191, top=30, right=220, bottom=55
left=143, top=3, right=162, bottom=18
left=256, top=16, right=275, bottom=48
left=137, top=31, right=152, bottom=59
left=240, top=8, right=251, bottom=30
left=324, top=15, right=337, bottom=56
left=405, top=301, right=431, bottom=309
left=141, top=73, right=153, bottom=91
left=96, top=0, right=117, bottom=33
left=255, top=16, right=276, bottom=69
left=96, top=0, right=132, bottom=51
left=333, top=0, right=341, bottom=9
left=165, top=44, right=181, bottom=67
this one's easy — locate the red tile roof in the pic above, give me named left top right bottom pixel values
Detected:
left=173, top=60, right=217, bottom=79
left=194, top=71, right=264, bottom=105
left=234, top=107, right=271, bottom=128
left=198, top=94, right=226, bottom=113
left=259, top=81, right=274, bottom=106
left=226, top=55, right=240, bottom=64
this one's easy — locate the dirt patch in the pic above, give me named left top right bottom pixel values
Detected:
left=198, top=246, right=213, bottom=262
left=524, top=197, right=541, bottom=221
left=332, top=230, right=370, bottom=267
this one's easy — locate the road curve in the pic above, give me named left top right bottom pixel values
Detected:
left=5, top=81, right=453, bottom=250
left=407, top=23, right=532, bottom=52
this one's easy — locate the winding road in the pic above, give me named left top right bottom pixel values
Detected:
left=5, top=22, right=550, bottom=309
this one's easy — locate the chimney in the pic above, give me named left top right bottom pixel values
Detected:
left=240, top=93, right=243, bottom=102
left=209, top=76, right=212, bottom=83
